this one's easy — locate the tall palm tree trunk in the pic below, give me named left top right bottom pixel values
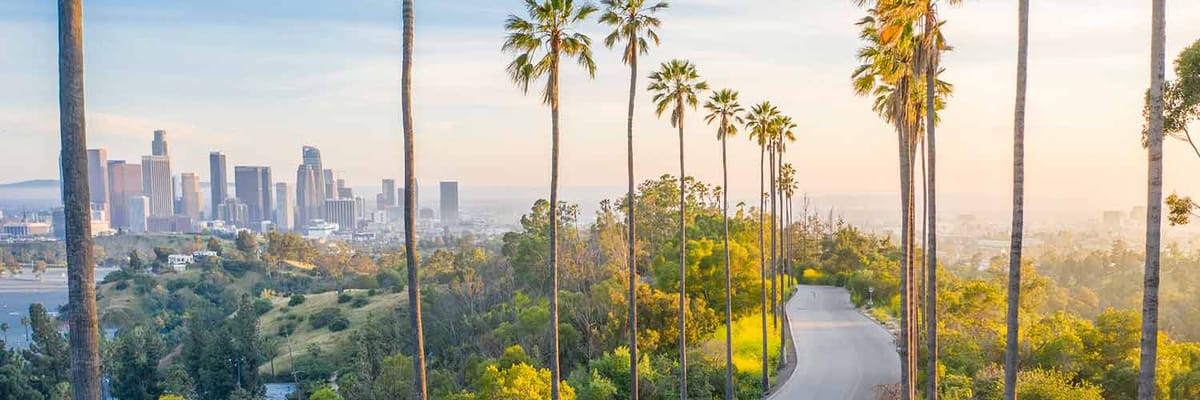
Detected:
left=720, top=133, right=735, bottom=400
left=775, top=146, right=786, bottom=365
left=548, top=41, right=564, bottom=400
left=898, top=123, right=915, bottom=400
left=625, top=42, right=641, bottom=400
left=907, top=138, right=919, bottom=400
left=924, top=9, right=940, bottom=398
left=1003, top=1, right=1029, bottom=398
left=676, top=99, right=688, bottom=399
left=758, top=145, right=769, bottom=392
left=57, top=1, right=101, bottom=399
left=769, top=146, right=778, bottom=331
left=401, top=1, right=428, bottom=399
left=1138, top=0, right=1166, bottom=398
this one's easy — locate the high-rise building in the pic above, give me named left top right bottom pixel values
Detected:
left=152, top=130, right=169, bottom=157
left=209, top=151, right=228, bottom=218
left=141, top=155, right=173, bottom=217
left=274, top=182, right=295, bottom=231
left=86, top=149, right=108, bottom=215
left=355, top=197, right=366, bottom=220
left=180, top=173, right=202, bottom=220
left=324, top=199, right=358, bottom=233
left=440, top=181, right=459, bottom=225
left=127, top=196, right=149, bottom=233
left=324, top=169, right=338, bottom=199
left=217, top=198, right=249, bottom=227
left=234, top=166, right=273, bottom=227
left=296, top=164, right=322, bottom=228
left=382, top=179, right=396, bottom=207
left=302, top=146, right=325, bottom=204
left=107, top=160, right=142, bottom=229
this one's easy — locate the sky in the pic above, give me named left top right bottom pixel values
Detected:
left=2, top=0, right=1200, bottom=223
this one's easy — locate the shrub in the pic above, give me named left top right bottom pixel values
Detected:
left=253, top=298, right=273, bottom=315
left=288, top=294, right=306, bottom=306
left=351, top=297, right=369, bottom=308
left=328, top=316, right=350, bottom=332
left=278, top=321, right=297, bottom=337
left=337, top=293, right=353, bottom=304
left=367, top=288, right=378, bottom=297
left=114, top=281, right=129, bottom=291
left=310, top=307, right=346, bottom=330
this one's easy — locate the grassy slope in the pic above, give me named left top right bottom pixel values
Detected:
left=257, top=289, right=407, bottom=376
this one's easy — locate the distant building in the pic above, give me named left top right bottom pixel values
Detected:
left=1103, top=211, right=1124, bottom=229
left=337, top=185, right=353, bottom=200
left=296, top=164, right=322, bottom=228
left=382, top=179, right=396, bottom=207
left=419, top=207, right=435, bottom=219
left=141, top=155, right=174, bottom=217
left=274, top=182, right=295, bottom=231
left=179, top=172, right=202, bottom=220
left=302, top=146, right=325, bottom=204
left=323, top=169, right=338, bottom=200
left=107, top=160, right=142, bottom=229
left=235, top=166, right=273, bottom=228
left=167, top=254, right=193, bottom=272
left=324, top=199, right=357, bottom=232
left=127, top=196, right=150, bottom=234
left=218, top=198, right=250, bottom=228
left=305, top=219, right=338, bottom=239
left=355, top=197, right=366, bottom=220
left=86, top=149, right=108, bottom=216
left=440, top=181, right=459, bottom=225
left=152, top=130, right=170, bottom=157
left=209, top=151, right=228, bottom=218
left=148, top=215, right=191, bottom=233
left=3, top=222, right=51, bottom=237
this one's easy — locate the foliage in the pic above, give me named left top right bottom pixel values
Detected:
left=289, top=294, right=307, bottom=306
left=309, top=387, right=344, bottom=400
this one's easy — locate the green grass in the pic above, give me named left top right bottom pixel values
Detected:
left=257, top=289, right=406, bottom=375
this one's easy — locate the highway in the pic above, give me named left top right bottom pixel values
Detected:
left=767, top=285, right=900, bottom=400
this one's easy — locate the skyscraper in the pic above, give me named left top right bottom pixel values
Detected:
left=86, top=149, right=108, bottom=215
left=440, top=181, right=459, bottom=225
left=234, top=166, right=273, bottom=227
left=324, top=169, right=338, bottom=200
left=141, top=155, right=174, bottom=217
left=275, top=182, right=295, bottom=231
left=180, top=172, right=202, bottom=220
left=217, top=198, right=249, bottom=227
left=127, top=196, right=149, bottom=234
left=382, top=179, right=396, bottom=207
left=302, top=146, right=325, bottom=204
left=296, top=164, right=322, bottom=228
left=209, top=151, right=228, bottom=218
left=152, top=130, right=169, bottom=157
left=324, top=198, right=358, bottom=232
left=107, top=160, right=142, bottom=229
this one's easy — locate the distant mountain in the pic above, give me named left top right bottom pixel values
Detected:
left=0, top=179, right=59, bottom=189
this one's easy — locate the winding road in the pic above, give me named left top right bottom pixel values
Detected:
left=767, top=285, right=900, bottom=400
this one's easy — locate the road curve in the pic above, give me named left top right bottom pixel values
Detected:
left=767, top=285, right=900, bottom=400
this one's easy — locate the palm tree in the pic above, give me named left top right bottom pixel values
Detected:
left=771, top=114, right=797, bottom=364
left=1002, top=0, right=1029, bottom=398
left=851, top=5, right=922, bottom=398
left=503, top=2, right=598, bottom=398
left=648, top=59, right=707, bottom=398
left=401, top=1, right=428, bottom=399
left=704, top=88, right=744, bottom=400
left=745, top=101, right=779, bottom=391
left=1, top=322, right=8, bottom=343
left=20, top=316, right=29, bottom=342
left=598, top=2, right=668, bottom=396
left=57, top=1, right=102, bottom=398
left=1138, top=0, right=1167, bottom=398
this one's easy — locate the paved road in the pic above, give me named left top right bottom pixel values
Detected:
left=768, top=285, right=900, bottom=400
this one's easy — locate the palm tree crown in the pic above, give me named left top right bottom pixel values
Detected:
left=504, top=0, right=598, bottom=102
left=746, top=102, right=781, bottom=147
left=704, top=89, right=745, bottom=139
left=649, top=59, right=709, bottom=125
left=599, top=0, right=668, bottom=64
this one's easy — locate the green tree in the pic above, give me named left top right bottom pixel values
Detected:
left=56, top=1, right=102, bottom=397
left=502, top=2, right=597, bottom=397
left=598, top=2, right=667, bottom=396
left=309, top=387, right=344, bottom=400
left=235, top=231, right=258, bottom=255
left=0, top=343, right=43, bottom=400
left=703, top=88, right=743, bottom=399
left=109, top=326, right=165, bottom=400
left=206, top=237, right=221, bottom=254
left=478, top=362, right=577, bottom=400
left=401, top=2, right=429, bottom=399
left=647, top=58, right=707, bottom=397
left=126, top=250, right=143, bottom=274
left=23, top=304, right=69, bottom=397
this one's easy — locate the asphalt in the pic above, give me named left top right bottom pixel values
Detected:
left=767, top=285, right=900, bottom=400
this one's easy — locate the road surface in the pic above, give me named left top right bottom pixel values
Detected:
left=768, top=285, right=900, bottom=400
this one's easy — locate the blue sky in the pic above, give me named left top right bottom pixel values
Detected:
left=2, top=0, right=1200, bottom=219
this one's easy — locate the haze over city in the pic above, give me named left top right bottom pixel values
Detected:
left=4, top=0, right=1200, bottom=224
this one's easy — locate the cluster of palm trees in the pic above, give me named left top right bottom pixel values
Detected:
left=851, top=1, right=1171, bottom=400
left=503, top=0, right=802, bottom=399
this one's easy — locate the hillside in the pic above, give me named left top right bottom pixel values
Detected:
left=257, top=289, right=407, bottom=376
